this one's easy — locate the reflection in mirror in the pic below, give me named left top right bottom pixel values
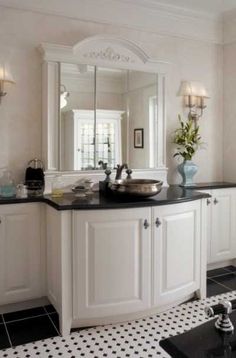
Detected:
left=59, top=63, right=158, bottom=171
left=96, top=67, right=127, bottom=170
left=126, top=70, right=158, bottom=169
left=60, top=63, right=95, bottom=171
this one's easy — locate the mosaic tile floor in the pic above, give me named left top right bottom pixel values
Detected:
left=1, top=290, right=236, bottom=358
left=1, top=266, right=236, bottom=357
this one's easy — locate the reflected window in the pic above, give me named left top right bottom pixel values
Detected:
left=62, top=109, right=123, bottom=171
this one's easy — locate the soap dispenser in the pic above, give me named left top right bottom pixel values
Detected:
left=0, top=169, right=16, bottom=197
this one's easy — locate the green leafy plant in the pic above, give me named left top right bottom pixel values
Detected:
left=173, top=115, right=201, bottom=161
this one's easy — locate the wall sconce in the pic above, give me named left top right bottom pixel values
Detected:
left=0, top=64, right=15, bottom=103
left=60, top=84, right=69, bottom=109
left=177, top=81, right=210, bottom=121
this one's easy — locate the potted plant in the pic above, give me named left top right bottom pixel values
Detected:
left=173, top=115, right=202, bottom=186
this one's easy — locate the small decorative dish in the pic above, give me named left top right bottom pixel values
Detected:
left=71, top=185, right=87, bottom=197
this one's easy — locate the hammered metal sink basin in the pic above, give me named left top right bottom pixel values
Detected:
left=108, top=179, right=163, bottom=197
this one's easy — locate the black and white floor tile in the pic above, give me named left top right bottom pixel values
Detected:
left=1, top=291, right=236, bottom=357
left=0, top=267, right=236, bottom=357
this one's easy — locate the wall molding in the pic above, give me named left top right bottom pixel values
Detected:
left=0, top=0, right=223, bottom=44
left=39, top=35, right=171, bottom=73
left=116, top=0, right=221, bottom=21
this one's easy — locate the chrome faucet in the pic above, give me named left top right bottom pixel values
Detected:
left=98, top=160, right=108, bottom=170
left=115, top=163, right=128, bottom=180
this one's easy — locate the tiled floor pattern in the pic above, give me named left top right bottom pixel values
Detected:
left=0, top=305, right=60, bottom=353
left=1, top=291, right=236, bottom=358
left=0, top=266, right=235, bottom=357
left=207, top=265, right=236, bottom=297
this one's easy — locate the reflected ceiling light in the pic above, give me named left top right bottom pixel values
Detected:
left=177, top=81, right=210, bottom=121
left=60, top=84, right=69, bottom=109
left=0, top=63, right=15, bottom=103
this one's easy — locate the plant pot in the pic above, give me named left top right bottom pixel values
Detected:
left=178, top=160, right=198, bottom=187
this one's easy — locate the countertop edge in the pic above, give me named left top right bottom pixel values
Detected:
left=44, top=192, right=210, bottom=211
left=0, top=190, right=210, bottom=211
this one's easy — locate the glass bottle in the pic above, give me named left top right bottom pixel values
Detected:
left=0, top=170, right=16, bottom=197
left=51, top=175, right=64, bottom=198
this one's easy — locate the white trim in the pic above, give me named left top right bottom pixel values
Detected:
left=115, top=0, right=222, bottom=21
left=0, top=1, right=222, bottom=44
left=39, top=36, right=171, bottom=73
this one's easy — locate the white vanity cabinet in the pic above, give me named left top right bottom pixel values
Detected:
left=205, top=188, right=236, bottom=265
left=72, top=208, right=152, bottom=320
left=153, top=201, right=201, bottom=306
left=0, top=203, right=45, bottom=305
left=46, top=199, right=206, bottom=335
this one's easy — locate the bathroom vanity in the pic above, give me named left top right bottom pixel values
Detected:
left=2, top=185, right=236, bottom=335
left=0, top=186, right=208, bottom=335
left=45, top=187, right=209, bottom=335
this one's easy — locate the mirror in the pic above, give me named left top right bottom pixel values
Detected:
left=60, top=63, right=158, bottom=171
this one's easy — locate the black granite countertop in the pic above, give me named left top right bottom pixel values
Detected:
left=160, top=310, right=236, bottom=357
left=182, top=182, right=236, bottom=190
left=0, top=185, right=225, bottom=211
left=20, top=186, right=210, bottom=210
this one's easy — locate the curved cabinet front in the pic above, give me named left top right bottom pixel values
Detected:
left=72, top=208, right=152, bottom=320
left=153, top=201, right=201, bottom=307
left=46, top=199, right=207, bottom=335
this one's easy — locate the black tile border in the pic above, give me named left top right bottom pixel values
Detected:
left=6, top=315, right=58, bottom=347
left=0, top=323, right=11, bottom=350
left=43, top=307, right=61, bottom=336
left=0, top=304, right=60, bottom=350
left=44, top=304, right=57, bottom=314
left=212, top=273, right=236, bottom=290
left=2, top=314, right=12, bottom=348
left=3, top=307, right=46, bottom=323
left=207, top=268, right=231, bottom=278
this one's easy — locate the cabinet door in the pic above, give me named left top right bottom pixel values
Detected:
left=153, top=201, right=201, bottom=306
left=198, top=190, right=212, bottom=264
left=73, top=208, right=151, bottom=320
left=211, top=189, right=236, bottom=263
left=0, top=204, right=43, bottom=304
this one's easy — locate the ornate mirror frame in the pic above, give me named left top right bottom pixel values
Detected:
left=39, top=35, right=170, bottom=189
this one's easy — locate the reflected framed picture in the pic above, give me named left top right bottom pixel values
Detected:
left=134, top=128, right=144, bottom=148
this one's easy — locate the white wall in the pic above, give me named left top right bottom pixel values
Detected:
left=223, top=11, right=236, bottom=181
left=0, top=5, right=223, bottom=184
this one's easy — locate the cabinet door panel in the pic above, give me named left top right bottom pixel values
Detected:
left=211, top=189, right=236, bottom=262
left=153, top=202, right=200, bottom=306
left=0, top=204, right=42, bottom=304
left=73, top=208, right=151, bottom=319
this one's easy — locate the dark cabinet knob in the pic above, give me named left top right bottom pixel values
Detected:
left=155, top=218, right=161, bottom=227
left=143, top=219, right=150, bottom=229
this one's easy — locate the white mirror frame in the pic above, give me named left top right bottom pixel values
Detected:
left=39, top=35, right=170, bottom=189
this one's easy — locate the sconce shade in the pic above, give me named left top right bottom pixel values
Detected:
left=0, top=64, right=15, bottom=84
left=60, top=84, right=69, bottom=109
left=177, top=81, right=210, bottom=98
